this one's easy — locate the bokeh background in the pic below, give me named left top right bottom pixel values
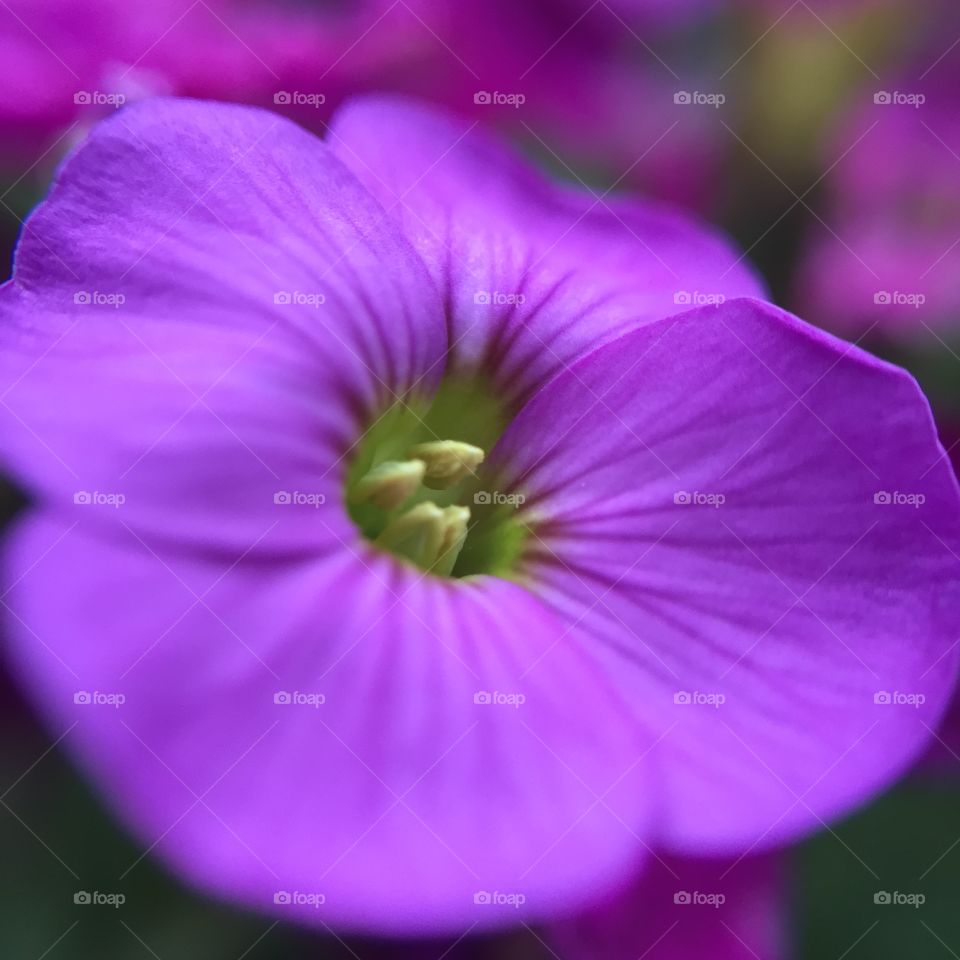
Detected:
left=1, top=1, right=959, bottom=957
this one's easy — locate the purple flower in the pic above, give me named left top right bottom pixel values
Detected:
left=795, top=60, right=960, bottom=340
left=549, top=851, right=785, bottom=959
left=0, top=0, right=730, bottom=213
left=409, top=1, right=729, bottom=213
left=0, top=0, right=419, bottom=163
left=0, top=96, right=957, bottom=934
left=568, top=0, right=720, bottom=23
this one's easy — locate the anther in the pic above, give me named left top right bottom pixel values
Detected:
left=408, top=440, right=485, bottom=489
left=351, top=459, right=426, bottom=510
left=376, top=501, right=472, bottom=574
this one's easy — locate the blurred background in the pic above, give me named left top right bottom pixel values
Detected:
left=1, top=0, right=959, bottom=957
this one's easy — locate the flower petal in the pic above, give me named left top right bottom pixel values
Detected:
left=4, top=513, right=653, bottom=933
left=328, top=95, right=765, bottom=408
left=491, top=296, right=960, bottom=852
left=0, top=95, right=656, bottom=935
left=0, top=96, right=445, bottom=551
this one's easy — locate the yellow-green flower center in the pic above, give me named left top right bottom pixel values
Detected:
left=344, top=376, right=528, bottom=578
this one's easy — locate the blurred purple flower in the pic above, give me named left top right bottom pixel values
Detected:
left=920, top=689, right=960, bottom=774
left=916, top=424, right=960, bottom=774
left=0, top=96, right=957, bottom=934
left=795, top=61, right=960, bottom=340
left=391, top=0, right=730, bottom=212
left=0, top=0, right=424, bottom=163
left=572, top=0, right=720, bottom=23
left=0, top=0, right=732, bottom=213
left=549, top=851, right=785, bottom=959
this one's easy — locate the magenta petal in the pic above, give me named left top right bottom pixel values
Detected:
left=493, top=296, right=960, bottom=852
left=0, top=97, right=444, bottom=550
left=548, top=852, right=785, bottom=960
left=329, top=95, right=765, bottom=407
left=5, top=515, right=653, bottom=933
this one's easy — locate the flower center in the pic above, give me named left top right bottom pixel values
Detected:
left=344, top=376, right=528, bottom=578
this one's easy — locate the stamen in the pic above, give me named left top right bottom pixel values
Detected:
left=433, top=505, right=470, bottom=577
left=345, top=378, right=521, bottom=578
left=376, top=502, right=472, bottom=574
left=351, top=459, right=426, bottom=510
left=376, top=502, right=445, bottom=567
left=409, top=440, right=485, bottom=489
